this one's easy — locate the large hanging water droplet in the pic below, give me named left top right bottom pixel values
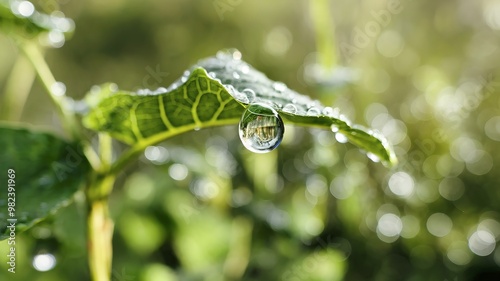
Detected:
left=239, top=103, right=284, bottom=153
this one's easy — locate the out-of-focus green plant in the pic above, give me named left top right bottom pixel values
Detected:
left=0, top=1, right=395, bottom=281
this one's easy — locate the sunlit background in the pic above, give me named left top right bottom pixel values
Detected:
left=1, top=0, right=500, bottom=280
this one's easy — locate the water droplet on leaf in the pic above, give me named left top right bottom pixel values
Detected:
left=282, top=104, right=297, bottom=114
left=241, top=64, right=250, bottom=74
left=307, top=108, right=321, bottom=116
left=335, top=132, right=349, bottom=143
left=217, top=48, right=242, bottom=60
left=331, top=124, right=340, bottom=133
left=51, top=81, right=66, bottom=96
left=322, top=107, right=334, bottom=116
left=239, top=103, right=284, bottom=153
left=242, top=88, right=256, bottom=103
left=367, top=152, right=380, bottom=163
left=273, top=82, right=287, bottom=93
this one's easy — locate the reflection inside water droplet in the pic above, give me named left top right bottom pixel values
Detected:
left=239, top=103, right=284, bottom=153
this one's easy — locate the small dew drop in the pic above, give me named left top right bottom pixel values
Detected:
left=272, top=82, right=287, bottom=93
left=335, top=132, right=348, bottom=143
left=307, top=107, right=321, bottom=116
left=322, top=107, right=334, bottom=116
left=232, top=72, right=240, bottom=79
left=155, top=87, right=167, bottom=93
left=47, top=30, right=65, bottom=48
left=16, top=1, right=35, bottom=17
left=183, top=70, right=190, bottom=77
left=282, top=104, right=297, bottom=114
left=242, top=88, right=256, bottom=103
left=208, top=72, right=217, bottom=78
left=239, top=103, right=285, bottom=153
left=331, top=124, right=340, bottom=133
left=367, top=152, right=380, bottom=163
left=51, top=82, right=66, bottom=96
left=241, top=64, right=250, bottom=74
left=216, top=48, right=242, bottom=60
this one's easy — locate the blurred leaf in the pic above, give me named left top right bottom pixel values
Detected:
left=0, top=0, right=74, bottom=40
left=282, top=249, right=347, bottom=281
left=117, top=210, right=166, bottom=256
left=0, top=125, right=90, bottom=240
left=83, top=50, right=396, bottom=166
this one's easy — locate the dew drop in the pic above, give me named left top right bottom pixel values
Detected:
left=273, top=82, right=287, bottom=93
left=331, top=124, right=340, bottom=133
left=322, top=107, right=334, bottom=116
left=367, top=152, right=380, bottom=163
left=242, top=88, right=256, bottom=103
left=208, top=72, right=217, bottom=78
left=51, top=82, right=66, bottom=96
left=233, top=72, right=240, bottom=79
left=241, top=64, right=250, bottom=74
left=282, top=104, right=297, bottom=114
left=335, top=132, right=349, bottom=143
left=216, top=48, right=242, bottom=60
left=239, top=103, right=285, bottom=153
left=307, top=107, right=321, bottom=116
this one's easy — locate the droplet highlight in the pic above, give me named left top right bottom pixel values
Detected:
left=239, top=103, right=285, bottom=153
left=242, top=88, right=256, bottom=103
left=307, top=107, right=321, bottom=116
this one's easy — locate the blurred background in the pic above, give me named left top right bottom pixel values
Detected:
left=1, top=0, right=500, bottom=280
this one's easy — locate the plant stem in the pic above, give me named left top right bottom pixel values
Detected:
left=19, top=41, right=80, bottom=139
left=309, top=0, right=337, bottom=69
left=0, top=53, right=36, bottom=121
left=87, top=175, right=115, bottom=281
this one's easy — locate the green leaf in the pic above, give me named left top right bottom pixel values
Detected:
left=0, top=0, right=74, bottom=41
left=0, top=125, right=90, bottom=240
left=83, top=50, right=397, bottom=167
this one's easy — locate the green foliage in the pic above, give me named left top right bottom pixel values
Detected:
left=0, top=126, right=90, bottom=240
left=84, top=52, right=396, bottom=167
left=0, top=0, right=74, bottom=40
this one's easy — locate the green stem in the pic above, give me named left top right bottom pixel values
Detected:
left=310, top=0, right=337, bottom=69
left=87, top=175, right=115, bottom=281
left=1, top=53, right=36, bottom=121
left=99, top=133, right=113, bottom=172
left=109, top=144, right=143, bottom=176
left=19, top=41, right=80, bottom=139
